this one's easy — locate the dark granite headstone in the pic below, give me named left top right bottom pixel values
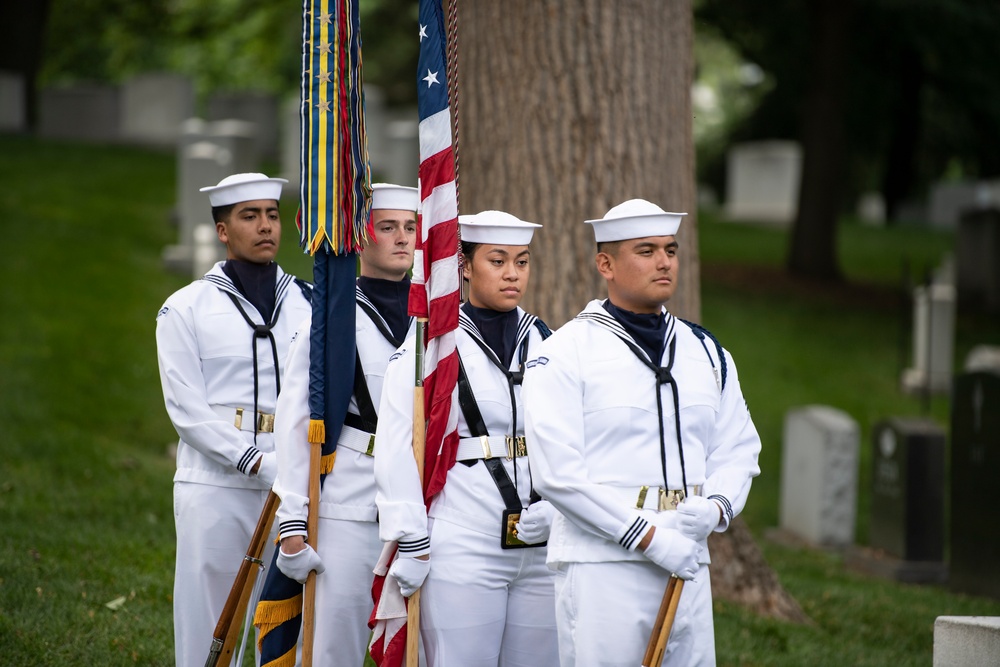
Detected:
left=957, top=209, right=1000, bottom=312
left=870, top=417, right=945, bottom=562
left=950, top=370, right=1000, bottom=599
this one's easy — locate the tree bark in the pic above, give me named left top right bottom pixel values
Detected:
left=454, top=0, right=699, bottom=326
left=454, top=0, right=805, bottom=623
left=787, top=0, right=853, bottom=281
left=709, top=519, right=810, bottom=623
left=881, top=45, right=923, bottom=224
left=0, top=1, right=52, bottom=130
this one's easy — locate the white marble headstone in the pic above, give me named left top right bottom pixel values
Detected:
left=779, top=405, right=859, bottom=548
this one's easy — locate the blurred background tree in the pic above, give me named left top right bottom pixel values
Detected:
left=9, top=0, right=1000, bottom=280
left=696, top=0, right=1000, bottom=278
left=30, top=0, right=417, bottom=105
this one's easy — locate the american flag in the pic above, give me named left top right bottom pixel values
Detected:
left=367, top=0, right=460, bottom=663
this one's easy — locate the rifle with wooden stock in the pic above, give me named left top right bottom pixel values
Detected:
left=204, top=490, right=280, bottom=667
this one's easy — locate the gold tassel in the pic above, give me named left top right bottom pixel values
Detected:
left=308, top=419, right=326, bottom=445
left=321, top=451, right=337, bottom=475
left=254, top=593, right=303, bottom=650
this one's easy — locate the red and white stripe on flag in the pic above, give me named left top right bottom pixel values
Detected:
left=368, top=1, right=460, bottom=665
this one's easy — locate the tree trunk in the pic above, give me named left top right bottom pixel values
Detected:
left=709, top=519, right=810, bottom=623
left=787, top=0, right=852, bottom=281
left=881, top=45, right=923, bottom=224
left=454, top=0, right=698, bottom=326
left=454, top=0, right=805, bottom=623
left=0, top=1, right=52, bottom=130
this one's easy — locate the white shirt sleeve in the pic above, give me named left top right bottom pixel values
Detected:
left=701, top=348, right=762, bottom=529
left=373, top=346, right=430, bottom=555
left=156, top=299, right=263, bottom=476
left=272, top=321, right=312, bottom=538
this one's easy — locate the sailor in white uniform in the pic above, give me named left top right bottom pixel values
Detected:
left=156, top=173, right=313, bottom=667
left=374, top=211, right=560, bottom=667
left=270, top=183, right=419, bottom=666
left=522, top=200, right=762, bottom=667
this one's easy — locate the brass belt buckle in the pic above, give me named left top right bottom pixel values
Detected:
left=365, top=434, right=376, bottom=457
left=505, top=435, right=527, bottom=460
left=234, top=408, right=244, bottom=430
left=257, top=412, right=275, bottom=434
left=480, top=435, right=493, bottom=459
left=659, top=488, right=685, bottom=511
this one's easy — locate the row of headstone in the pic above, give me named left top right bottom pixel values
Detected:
left=721, top=141, right=886, bottom=228
left=718, top=140, right=1000, bottom=232
left=929, top=179, right=1000, bottom=230
left=778, top=405, right=948, bottom=577
left=29, top=73, right=282, bottom=161
left=900, top=261, right=956, bottom=396
left=777, top=347, right=1000, bottom=599
left=167, top=87, right=420, bottom=279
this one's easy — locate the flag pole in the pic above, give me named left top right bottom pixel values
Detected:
left=301, top=425, right=324, bottom=666
left=642, top=576, right=684, bottom=667
left=406, top=317, right=428, bottom=667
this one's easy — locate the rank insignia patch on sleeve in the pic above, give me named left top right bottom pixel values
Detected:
left=525, top=356, right=549, bottom=368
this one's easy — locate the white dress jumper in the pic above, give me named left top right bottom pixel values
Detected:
left=156, top=262, right=312, bottom=667
left=374, top=308, right=559, bottom=667
left=522, top=300, right=762, bottom=667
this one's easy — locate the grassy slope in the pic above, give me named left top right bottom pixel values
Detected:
left=0, top=136, right=183, bottom=664
left=1, top=136, right=998, bottom=665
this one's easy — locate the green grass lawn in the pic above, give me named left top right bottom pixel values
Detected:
left=1, top=134, right=998, bottom=666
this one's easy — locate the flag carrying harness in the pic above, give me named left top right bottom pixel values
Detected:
left=455, top=319, right=551, bottom=548
left=342, top=297, right=413, bottom=447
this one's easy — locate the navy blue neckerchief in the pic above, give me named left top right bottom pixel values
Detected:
left=357, top=276, right=412, bottom=345
left=223, top=259, right=278, bottom=323
left=461, top=302, right=519, bottom=368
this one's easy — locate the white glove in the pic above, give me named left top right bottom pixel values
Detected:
left=253, top=451, right=278, bottom=487
left=677, top=496, right=722, bottom=542
left=515, top=500, right=554, bottom=544
left=642, top=527, right=701, bottom=580
left=276, top=544, right=325, bottom=584
left=389, top=556, right=430, bottom=598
